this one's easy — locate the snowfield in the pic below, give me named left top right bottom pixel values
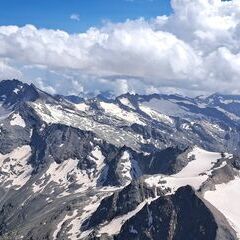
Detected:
left=204, top=178, right=240, bottom=237
left=145, top=147, right=222, bottom=194
left=141, top=99, right=186, bottom=117
left=177, top=147, right=221, bottom=177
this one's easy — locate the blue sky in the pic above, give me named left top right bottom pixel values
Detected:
left=0, top=0, right=172, bottom=33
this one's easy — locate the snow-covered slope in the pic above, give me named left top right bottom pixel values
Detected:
left=204, top=178, right=240, bottom=237
left=0, top=145, right=32, bottom=189
left=100, top=101, right=145, bottom=125
left=145, top=147, right=223, bottom=193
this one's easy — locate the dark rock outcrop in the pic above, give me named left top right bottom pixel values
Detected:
left=136, top=146, right=192, bottom=175
left=82, top=180, right=165, bottom=231
left=116, top=186, right=237, bottom=240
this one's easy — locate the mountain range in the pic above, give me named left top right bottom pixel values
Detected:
left=0, top=79, right=239, bottom=239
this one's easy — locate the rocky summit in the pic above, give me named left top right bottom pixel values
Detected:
left=0, top=80, right=239, bottom=239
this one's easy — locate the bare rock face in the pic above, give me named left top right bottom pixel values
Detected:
left=101, top=146, right=195, bottom=188
left=199, top=164, right=238, bottom=194
left=30, top=124, right=98, bottom=166
left=82, top=180, right=165, bottom=231
left=0, top=79, right=39, bottom=107
left=116, top=186, right=236, bottom=240
left=135, top=146, right=192, bottom=175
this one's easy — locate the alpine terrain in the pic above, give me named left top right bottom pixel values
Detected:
left=0, top=79, right=240, bottom=240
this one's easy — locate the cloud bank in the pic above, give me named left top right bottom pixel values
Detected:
left=0, top=0, right=240, bottom=96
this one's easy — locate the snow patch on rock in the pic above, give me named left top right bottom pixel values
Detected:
left=117, top=151, right=142, bottom=186
left=33, top=148, right=106, bottom=195
left=139, top=104, right=173, bottom=124
left=119, top=97, right=135, bottom=110
left=75, top=102, right=89, bottom=112
left=13, top=88, right=20, bottom=94
left=89, top=146, right=105, bottom=172
left=0, top=145, right=32, bottom=189
left=32, top=159, right=95, bottom=194
left=30, top=101, right=141, bottom=149
left=10, top=113, right=26, bottom=128
left=100, top=102, right=145, bottom=126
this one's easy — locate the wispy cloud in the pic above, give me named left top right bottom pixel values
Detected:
left=70, top=14, right=80, bottom=22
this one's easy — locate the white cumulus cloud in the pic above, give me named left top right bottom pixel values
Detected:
left=0, top=0, right=240, bottom=96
